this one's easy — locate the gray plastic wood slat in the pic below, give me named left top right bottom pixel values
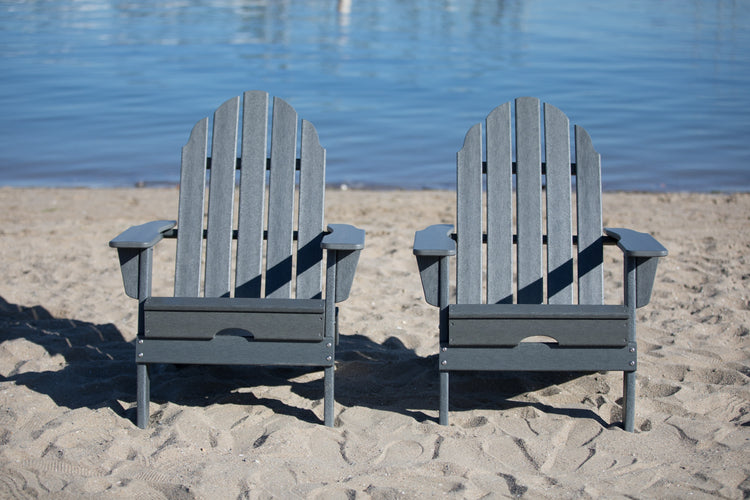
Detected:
left=456, top=123, right=483, bottom=304
left=485, top=103, right=514, bottom=304
left=144, top=309, right=324, bottom=341
left=145, top=296, right=325, bottom=313
left=515, top=97, right=543, bottom=304
left=174, top=118, right=208, bottom=297
left=137, top=336, right=334, bottom=367
left=440, top=343, right=637, bottom=372
left=544, top=103, right=574, bottom=305
left=448, top=303, right=630, bottom=347
left=265, top=97, right=297, bottom=298
left=448, top=317, right=629, bottom=347
left=296, top=119, right=326, bottom=299
left=575, top=125, right=604, bottom=304
left=235, top=91, right=268, bottom=298
left=204, top=97, right=239, bottom=298
left=449, top=303, right=629, bottom=319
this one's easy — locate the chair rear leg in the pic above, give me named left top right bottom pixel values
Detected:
left=136, top=363, right=150, bottom=428
left=439, top=371, right=449, bottom=425
left=622, top=371, right=636, bottom=432
left=324, top=365, right=335, bottom=427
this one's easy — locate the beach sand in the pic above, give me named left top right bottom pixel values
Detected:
left=0, top=187, right=748, bottom=498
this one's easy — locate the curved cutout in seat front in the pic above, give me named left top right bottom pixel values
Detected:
left=520, top=335, right=558, bottom=344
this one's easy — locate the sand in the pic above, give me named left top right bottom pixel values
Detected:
left=0, top=187, right=748, bottom=498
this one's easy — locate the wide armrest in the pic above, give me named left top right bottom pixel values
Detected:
left=413, top=224, right=455, bottom=307
left=110, top=220, right=177, bottom=249
left=321, top=224, right=365, bottom=303
left=605, top=228, right=667, bottom=308
left=604, top=228, right=668, bottom=258
left=413, top=224, right=456, bottom=256
left=321, top=224, right=365, bottom=250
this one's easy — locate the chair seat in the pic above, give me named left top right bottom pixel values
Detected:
left=143, top=297, right=325, bottom=341
left=448, top=304, right=630, bottom=347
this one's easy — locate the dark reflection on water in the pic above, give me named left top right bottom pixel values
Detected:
left=1, top=0, right=748, bottom=191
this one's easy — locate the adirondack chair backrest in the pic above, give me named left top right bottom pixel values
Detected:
left=457, top=97, right=603, bottom=306
left=174, top=91, right=326, bottom=300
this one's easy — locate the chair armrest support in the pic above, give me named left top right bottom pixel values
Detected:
left=322, top=224, right=365, bottom=250
left=110, top=220, right=174, bottom=300
left=605, top=228, right=667, bottom=309
left=322, top=224, right=365, bottom=303
left=110, top=220, right=177, bottom=249
left=413, top=225, right=455, bottom=307
left=413, top=224, right=456, bottom=256
left=604, top=228, right=667, bottom=258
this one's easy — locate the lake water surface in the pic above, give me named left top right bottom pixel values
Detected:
left=2, top=0, right=749, bottom=191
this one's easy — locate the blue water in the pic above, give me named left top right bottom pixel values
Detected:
left=1, top=0, right=749, bottom=191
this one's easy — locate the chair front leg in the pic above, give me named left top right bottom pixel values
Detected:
left=135, top=247, right=154, bottom=428
left=623, top=371, right=636, bottom=432
left=323, top=250, right=338, bottom=427
left=136, top=363, right=150, bottom=429
left=324, top=366, right=335, bottom=427
left=623, top=255, right=638, bottom=431
left=440, top=371, right=450, bottom=425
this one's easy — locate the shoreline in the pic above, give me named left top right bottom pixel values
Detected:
left=3, top=182, right=750, bottom=194
left=1, top=188, right=748, bottom=498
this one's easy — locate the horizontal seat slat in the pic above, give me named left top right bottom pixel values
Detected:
left=144, top=297, right=325, bottom=341
left=440, top=343, right=637, bottom=372
left=144, top=297, right=324, bottom=313
left=448, top=304, right=630, bottom=347
left=449, top=304, right=628, bottom=320
left=137, top=336, right=333, bottom=366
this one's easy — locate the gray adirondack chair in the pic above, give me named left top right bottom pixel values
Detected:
left=110, top=91, right=365, bottom=428
left=413, top=97, right=667, bottom=431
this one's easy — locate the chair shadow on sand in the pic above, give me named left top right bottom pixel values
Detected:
left=0, top=295, right=609, bottom=428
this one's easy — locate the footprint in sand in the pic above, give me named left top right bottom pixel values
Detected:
left=688, top=367, right=748, bottom=386
left=373, top=440, right=425, bottom=465
left=640, top=381, right=681, bottom=398
left=460, top=415, right=489, bottom=429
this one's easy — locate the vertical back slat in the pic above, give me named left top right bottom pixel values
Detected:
left=174, top=118, right=208, bottom=297
left=235, top=91, right=269, bottom=298
left=296, top=119, right=326, bottom=299
left=575, top=124, right=604, bottom=304
left=265, top=97, right=297, bottom=298
left=544, top=103, right=574, bottom=304
left=486, top=103, right=514, bottom=304
left=456, top=123, right=483, bottom=304
left=515, top=97, right=543, bottom=304
left=204, top=97, right=239, bottom=298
